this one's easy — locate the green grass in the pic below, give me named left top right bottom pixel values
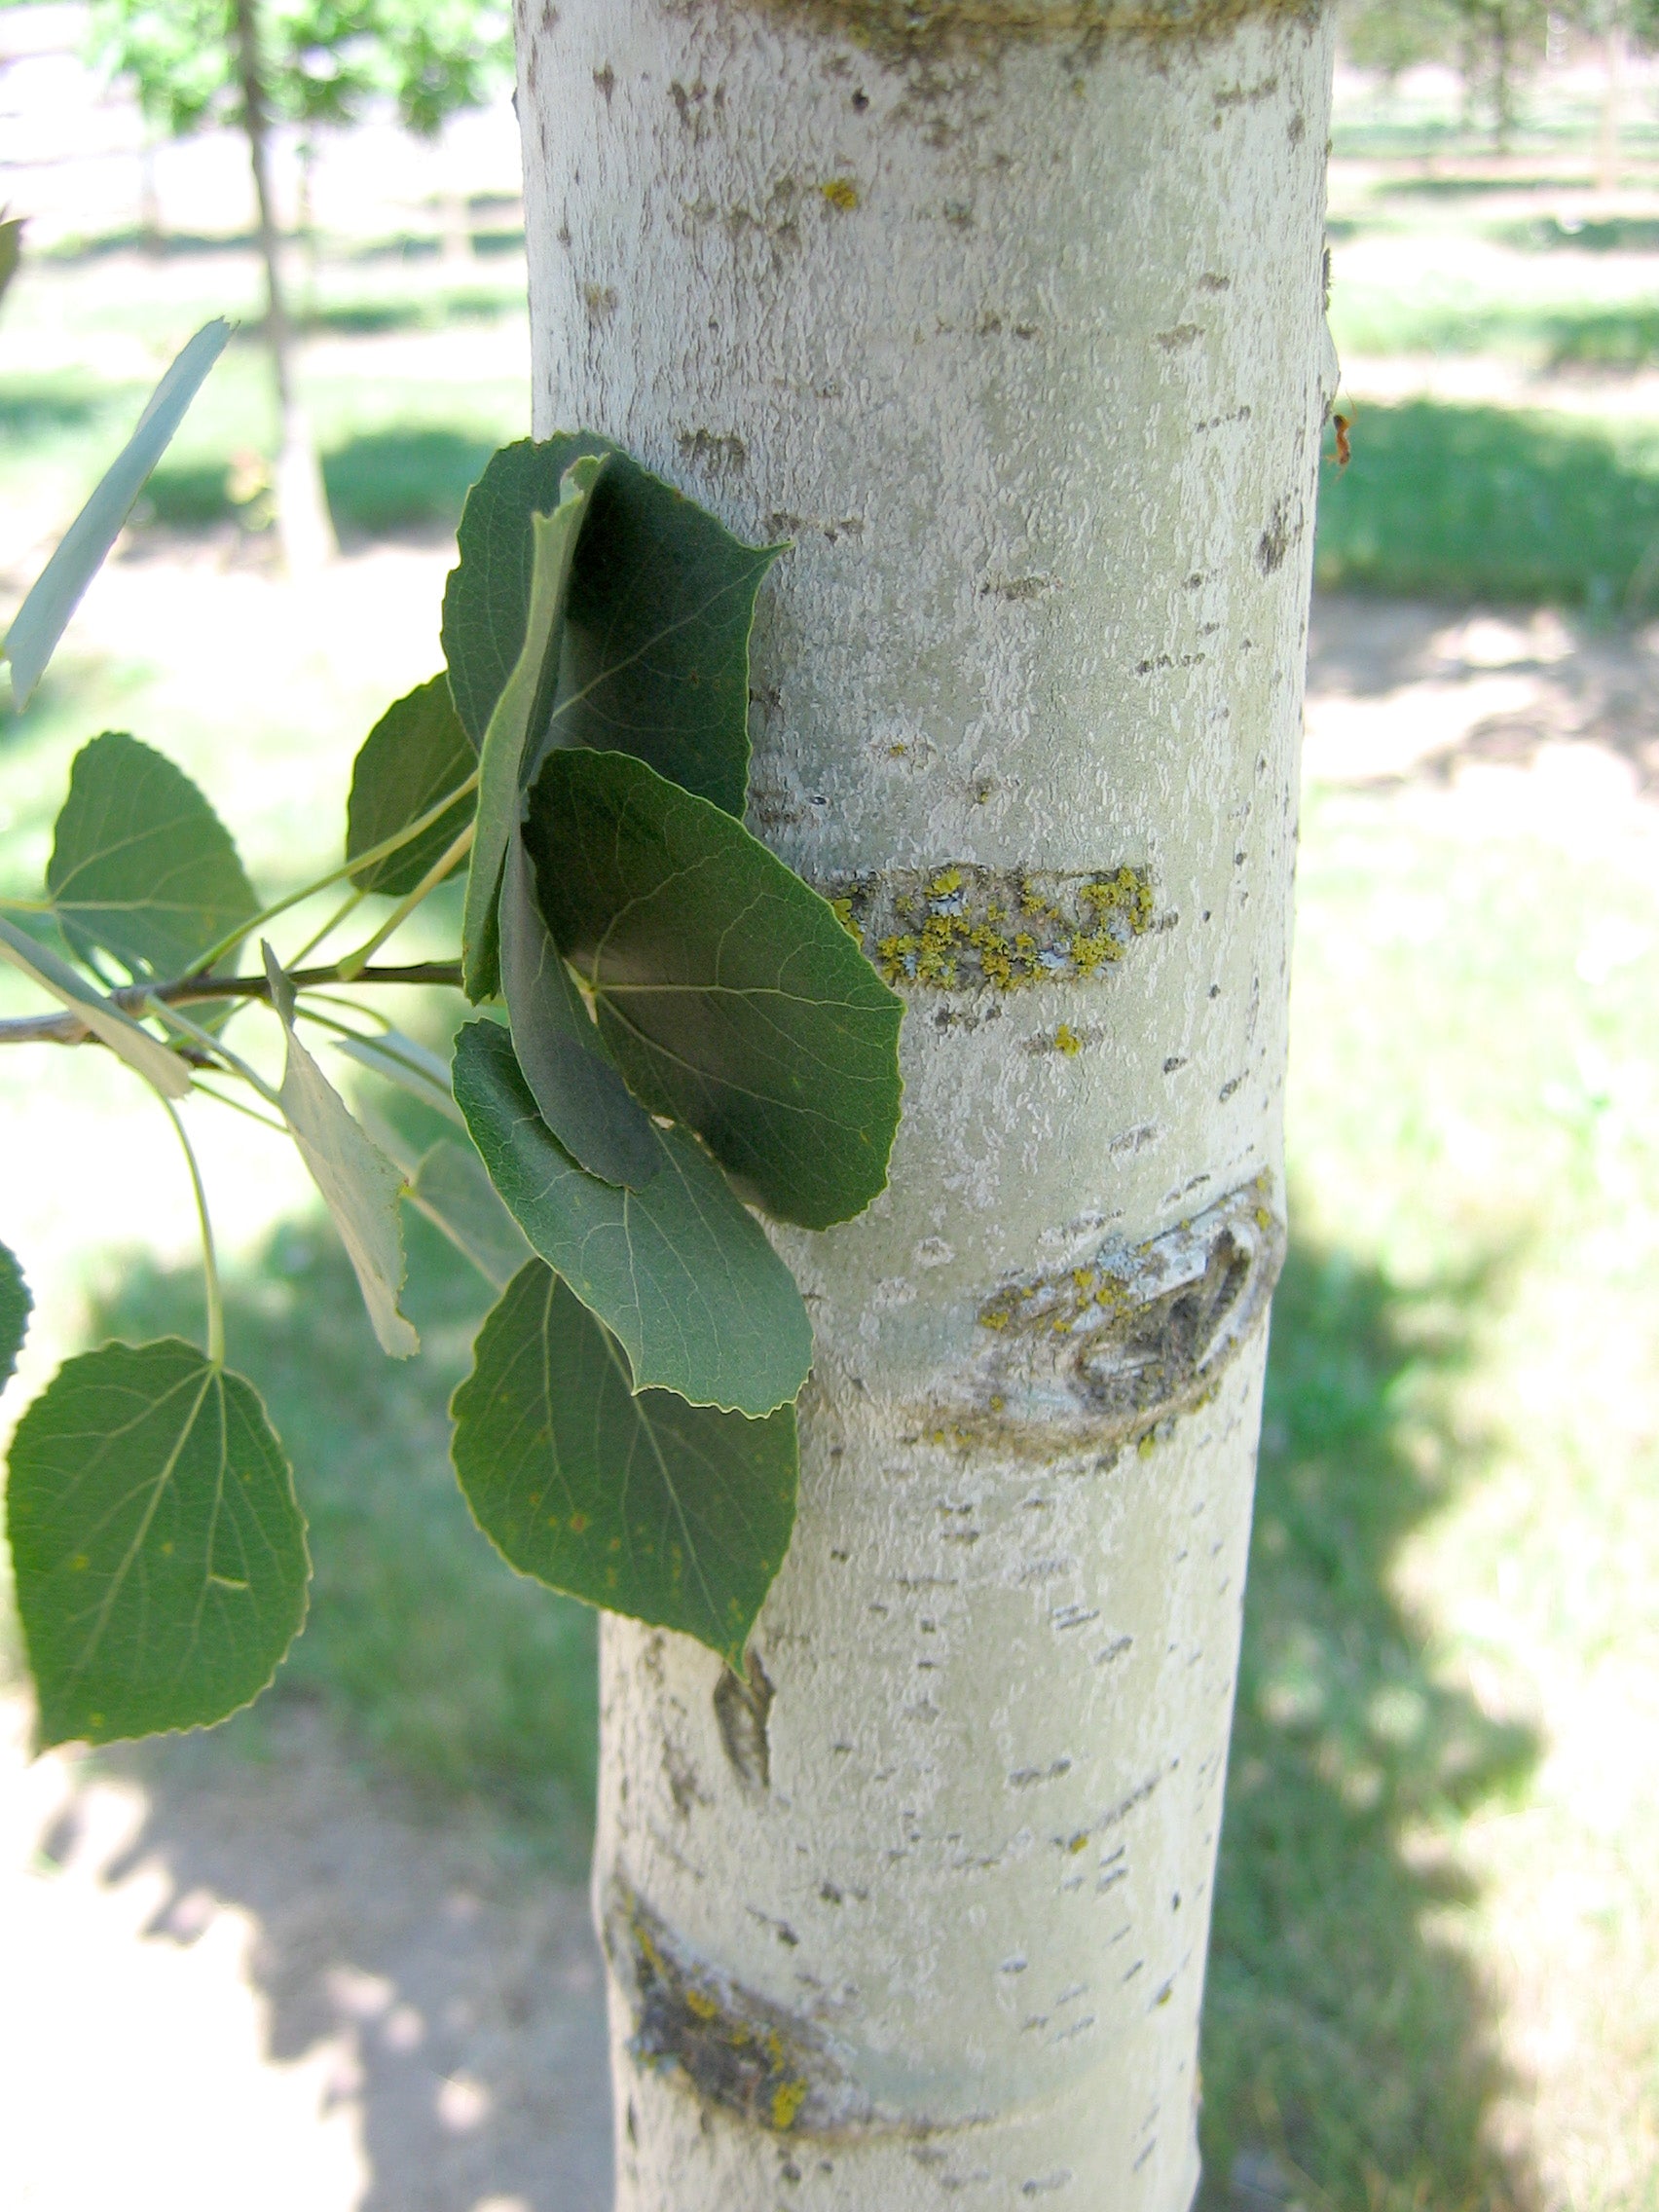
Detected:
left=1331, top=281, right=1659, bottom=366
left=142, top=424, right=500, bottom=537
left=1314, top=400, right=1659, bottom=608
left=1192, top=770, right=1659, bottom=2208
left=0, top=261, right=529, bottom=562
left=1199, top=1229, right=1536, bottom=2210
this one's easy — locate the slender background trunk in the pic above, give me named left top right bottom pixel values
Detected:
left=1599, top=15, right=1626, bottom=197
left=231, top=0, right=336, bottom=572
left=515, top=2, right=1336, bottom=2203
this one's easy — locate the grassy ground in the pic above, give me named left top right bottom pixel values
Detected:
left=3, top=119, right=1659, bottom=2207
left=1201, top=765, right=1659, bottom=2209
left=1320, top=79, right=1659, bottom=610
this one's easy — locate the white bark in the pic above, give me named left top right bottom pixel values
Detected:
left=515, top=4, right=1335, bottom=2204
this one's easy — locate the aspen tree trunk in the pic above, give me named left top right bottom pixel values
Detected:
left=515, top=4, right=1336, bottom=2204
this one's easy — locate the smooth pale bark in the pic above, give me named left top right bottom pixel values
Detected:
left=515, top=3, right=1335, bottom=2204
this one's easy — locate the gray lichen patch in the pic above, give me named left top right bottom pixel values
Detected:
left=728, top=0, right=1325, bottom=67
left=919, top=1180, right=1284, bottom=1455
left=825, top=864, right=1157, bottom=992
left=607, top=1884, right=873, bottom=2135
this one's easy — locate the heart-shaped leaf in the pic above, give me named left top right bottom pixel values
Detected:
left=461, top=456, right=603, bottom=1001
left=498, top=833, right=658, bottom=1189
left=526, top=749, right=903, bottom=1231
left=452, top=1261, right=796, bottom=1664
left=347, top=676, right=477, bottom=897
left=0, top=1236, right=30, bottom=1392
left=442, top=435, right=778, bottom=818
left=0, top=910, right=191, bottom=1097
left=452, top=1017, right=811, bottom=1417
left=48, top=732, right=258, bottom=979
left=7, top=1339, right=308, bottom=1746
left=266, top=946, right=418, bottom=1359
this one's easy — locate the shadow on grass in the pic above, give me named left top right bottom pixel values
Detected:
left=144, top=425, right=497, bottom=539
left=1335, top=291, right=1659, bottom=370
left=1198, top=1225, right=1540, bottom=2212
left=1377, top=170, right=1587, bottom=198
left=0, top=383, right=114, bottom=439
left=43, top=228, right=261, bottom=261
left=1315, top=399, right=1659, bottom=608
left=1495, top=212, right=1659, bottom=253
left=297, top=289, right=517, bottom=337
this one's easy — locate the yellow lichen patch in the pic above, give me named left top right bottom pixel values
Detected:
left=838, top=864, right=1155, bottom=991
left=819, top=177, right=860, bottom=210
left=684, top=1987, right=719, bottom=2021
left=830, top=895, right=862, bottom=941
left=772, top=2077, right=809, bottom=2130
left=1055, top=1024, right=1083, bottom=1056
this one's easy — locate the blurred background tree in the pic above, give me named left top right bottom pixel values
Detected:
left=87, top=0, right=511, bottom=571
left=1341, top=0, right=1462, bottom=83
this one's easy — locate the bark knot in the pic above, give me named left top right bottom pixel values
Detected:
left=921, top=1179, right=1284, bottom=1455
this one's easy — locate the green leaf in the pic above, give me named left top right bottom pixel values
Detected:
left=498, top=834, right=658, bottom=1189
left=442, top=432, right=608, bottom=747
left=406, top=1137, right=532, bottom=1291
left=7, top=1339, right=308, bottom=1746
left=453, top=1261, right=796, bottom=1663
left=48, top=732, right=258, bottom=979
left=0, top=910, right=191, bottom=1097
left=0, top=214, right=21, bottom=313
left=346, top=676, right=477, bottom=897
left=442, top=435, right=779, bottom=817
left=452, top=1018, right=811, bottom=1417
left=4, top=320, right=229, bottom=708
left=461, top=456, right=604, bottom=1001
left=527, top=749, right=904, bottom=1232
left=332, top=1025, right=466, bottom=1129
left=265, top=946, right=419, bottom=1359
left=0, top=1237, right=30, bottom=1391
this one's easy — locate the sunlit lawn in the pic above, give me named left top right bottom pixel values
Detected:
left=2, top=203, right=1657, bottom=2209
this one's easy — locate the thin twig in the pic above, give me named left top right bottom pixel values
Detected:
left=0, top=961, right=464, bottom=1049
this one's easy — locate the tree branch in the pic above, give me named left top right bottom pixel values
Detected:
left=0, top=962, right=464, bottom=1048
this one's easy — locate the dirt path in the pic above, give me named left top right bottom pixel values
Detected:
left=0, top=1692, right=612, bottom=2212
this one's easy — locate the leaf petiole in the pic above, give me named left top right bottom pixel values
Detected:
left=152, top=1000, right=282, bottom=1109
left=190, top=1077, right=289, bottom=1137
left=337, top=818, right=475, bottom=981
left=287, top=885, right=367, bottom=969
left=187, top=766, right=480, bottom=980
left=158, top=1094, right=224, bottom=1366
